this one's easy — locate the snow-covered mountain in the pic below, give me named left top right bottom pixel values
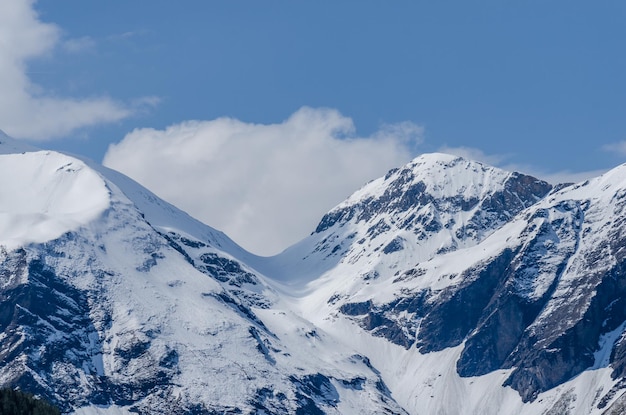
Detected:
left=2, top=129, right=626, bottom=415
left=0, top=133, right=405, bottom=414
left=262, top=153, right=626, bottom=415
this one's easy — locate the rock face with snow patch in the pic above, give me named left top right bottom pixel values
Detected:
left=268, top=153, right=626, bottom=414
left=276, top=154, right=554, bottom=350
left=4, top=134, right=626, bottom=415
left=314, top=153, right=552, bottom=259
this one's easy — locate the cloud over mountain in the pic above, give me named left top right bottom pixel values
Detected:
left=103, top=107, right=422, bottom=255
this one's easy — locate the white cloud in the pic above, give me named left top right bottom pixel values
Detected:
left=103, top=107, right=423, bottom=255
left=602, top=141, right=626, bottom=156
left=0, top=0, right=133, bottom=140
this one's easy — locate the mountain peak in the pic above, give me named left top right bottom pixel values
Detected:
left=260, top=151, right=552, bottom=287
left=331, top=153, right=543, bottom=214
left=314, top=152, right=552, bottom=240
left=409, top=151, right=464, bottom=163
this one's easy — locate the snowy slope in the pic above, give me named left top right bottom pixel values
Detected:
left=259, top=154, right=626, bottom=415
left=3, top=132, right=626, bottom=415
left=0, top=151, right=109, bottom=251
left=0, top=138, right=406, bottom=414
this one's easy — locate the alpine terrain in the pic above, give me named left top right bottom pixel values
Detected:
left=1, top=130, right=626, bottom=414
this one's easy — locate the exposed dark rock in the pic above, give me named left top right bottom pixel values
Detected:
left=363, top=312, right=414, bottom=348
left=115, top=338, right=151, bottom=362
left=205, top=292, right=272, bottom=336
left=504, top=258, right=626, bottom=402
left=367, top=219, right=391, bottom=238
left=458, top=204, right=582, bottom=377
left=416, top=249, right=516, bottom=353
left=383, top=237, right=405, bottom=254
left=249, top=387, right=288, bottom=414
left=198, top=253, right=258, bottom=287
left=340, top=301, right=373, bottom=316
left=249, top=326, right=276, bottom=365
left=0, top=254, right=103, bottom=412
left=314, top=165, right=551, bottom=239
left=160, top=233, right=196, bottom=266
left=598, top=380, right=626, bottom=412
left=290, top=373, right=339, bottom=412
left=339, top=292, right=430, bottom=349
left=340, top=377, right=366, bottom=390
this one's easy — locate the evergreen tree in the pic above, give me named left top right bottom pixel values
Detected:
left=0, top=389, right=60, bottom=415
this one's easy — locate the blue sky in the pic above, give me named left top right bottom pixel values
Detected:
left=2, top=0, right=625, bottom=254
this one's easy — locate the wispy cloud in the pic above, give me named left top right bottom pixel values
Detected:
left=62, top=36, right=96, bottom=53
left=104, top=107, right=423, bottom=255
left=0, top=0, right=147, bottom=140
left=106, top=30, right=150, bottom=42
left=130, top=96, right=162, bottom=115
left=602, top=141, right=626, bottom=156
